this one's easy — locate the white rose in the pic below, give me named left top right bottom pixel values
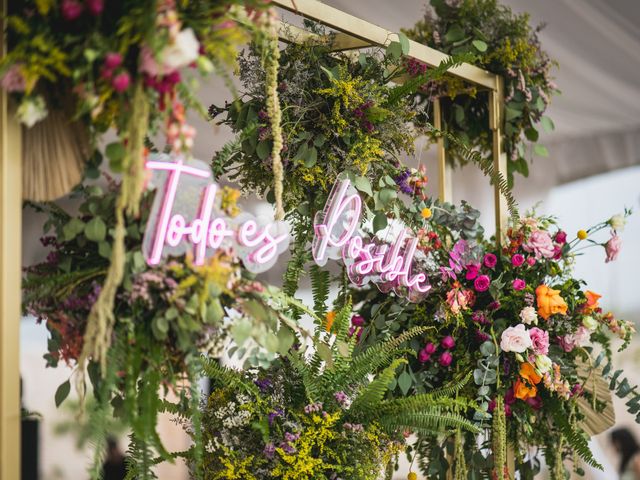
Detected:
left=609, top=214, right=626, bottom=232
left=500, top=324, right=532, bottom=353
left=519, top=306, right=538, bottom=325
left=535, top=355, right=552, bottom=373
left=17, top=96, right=48, bottom=128
left=582, top=316, right=599, bottom=331
left=161, top=28, right=200, bottom=71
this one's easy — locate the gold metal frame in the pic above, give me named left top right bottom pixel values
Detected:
left=0, top=1, right=508, bottom=476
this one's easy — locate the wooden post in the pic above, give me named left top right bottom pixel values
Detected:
left=433, top=98, right=452, bottom=203
left=0, top=0, right=23, bottom=475
left=489, top=76, right=508, bottom=244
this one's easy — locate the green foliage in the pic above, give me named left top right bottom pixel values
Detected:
left=310, top=264, right=331, bottom=318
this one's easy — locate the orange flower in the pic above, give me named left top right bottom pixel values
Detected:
left=514, top=378, right=538, bottom=400
left=536, top=285, right=568, bottom=320
left=584, top=290, right=601, bottom=312
left=519, top=362, right=542, bottom=385
left=325, top=311, right=336, bottom=332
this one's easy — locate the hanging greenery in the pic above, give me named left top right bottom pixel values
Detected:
left=403, top=0, right=558, bottom=183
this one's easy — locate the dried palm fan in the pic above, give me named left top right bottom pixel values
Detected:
left=577, top=362, right=615, bottom=436
left=22, top=96, right=89, bottom=201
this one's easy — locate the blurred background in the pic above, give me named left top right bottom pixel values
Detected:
left=19, top=0, right=640, bottom=478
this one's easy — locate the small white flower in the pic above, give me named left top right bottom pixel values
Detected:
left=609, top=214, right=626, bottom=232
left=535, top=354, right=552, bottom=373
left=519, top=306, right=538, bottom=325
left=17, top=96, right=48, bottom=128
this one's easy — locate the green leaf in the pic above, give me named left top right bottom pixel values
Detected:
left=373, top=212, right=388, bottom=232
left=277, top=328, right=295, bottom=354
left=354, top=176, right=373, bottom=197
left=55, top=380, right=71, bottom=408
left=105, top=142, right=125, bottom=172
left=454, top=104, right=465, bottom=125
left=98, top=241, right=112, bottom=259
left=84, top=217, right=107, bottom=242
left=397, top=32, right=410, bottom=55
left=505, top=107, right=522, bottom=121
left=205, top=300, right=224, bottom=324
left=533, top=144, right=549, bottom=157
left=313, top=134, right=326, bottom=147
left=472, top=40, right=488, bottom=52
left=444, top=24, right=465, bottom=43
left=62, top=218, right=85, bottom=241
left=524, top=127, right=539, bottom=142
left=540, top=115, right=555, bottom=133
left=293, top=143, right=308, bottom=161
left=386, top=41, right=402, bottom=60
left=304, top=146, right=318, bottom=167
left=378, top=188, right=397, bottom=206
left=398, top=370, right=412, bottom=395
left=256, top=140, right=271, bottom=161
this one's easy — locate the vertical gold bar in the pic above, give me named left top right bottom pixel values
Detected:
left=0, top=0, right=23, bottom=475
left=433, top=98, right=452, bottom=203
left=489, top=76, right=508, bottom=244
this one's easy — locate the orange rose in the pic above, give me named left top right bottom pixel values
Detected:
left=520, top=362, right=542, bottom=385
left=514, top=378, right=538, bottom=400
left=584, top=290, right=601, bottom=312
left=536, top=285, right=568, bottom=320
left=325, top=311, right=336, bottom=332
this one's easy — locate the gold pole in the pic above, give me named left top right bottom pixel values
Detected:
left=433, top=98, right=452, bottom=203
left=489, top=76, right=508, bottom=244
left=0, top=0, right=23, bottom=475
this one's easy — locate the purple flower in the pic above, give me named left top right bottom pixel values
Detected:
left=394, top=170, right=413, bottom=195
left=441, top=335, right=455, bottom=350
left=268, top=409, right=283, bottom=426
left=304, top=402, right=323, bottom=414
left=475, top=330, right=490, bottom=343
left=334, top=391, right=349, bottom=407
left=512, top=278, right=526, bottom=291
left=483, top=253, right=497, bottom=269
left=472, top=311, right=488, bottom=325
left=351, top=315, right=365, bottom=327
left=474, top=275, right=491, bottom=292
left=526, top=396, right=543, bottom=410
left=254, top=378, right=272, bottom=392
left=263, top=442, right=276, bottom=459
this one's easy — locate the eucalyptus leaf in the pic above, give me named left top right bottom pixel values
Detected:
left=354, top=176, right=373, bottom=197
left=84, top=217, right=107, bottom=242
left=55, top=380, right=71, bottom=407
left=472, top=39, right=488, bottom=52
left=373, top=212, right=388, bottom=232
left=534, top=144, right=549, bottom=157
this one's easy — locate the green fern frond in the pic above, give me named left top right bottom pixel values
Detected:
left=310, top=263, right=330, bottom=318
left=386, top=53, right=477, bottom=106
left=201, top=358, right=259, bottom=396
left=550, top=402, right=603, bottom=469
left=211, top=122, right=257, bottom=179
left=381, top=410, right=480, bottom=435
left=282, top=225, right=311, bottom=298
left=351, top=358, right=407, bottom=414
left=427, top=124, right=519, bottom=221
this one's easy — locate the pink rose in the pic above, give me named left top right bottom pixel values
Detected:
left=418, top=349, right=431, bottom=363
left=104, top=52, right=123, bottom=70
left=474, top=275, right=491, bottom=292
left=438, top=351, right=453, bottom=367
left=0, top=65, right=26, bottom=93
left=558, top=326, right=591, bottom=352
left=511, top=254, right=525, bottom=267
left=526, top=257, right=536, bottom=266
left=605, top=233, right=622, bottom=263
left=112, top=72, right=131, bottom=92
left=529, top=327, right=549, bottom=355
left=483, top=253, right=497, bottom=269
left=500, top=324, right=532, bottom=353
left=523, top=230, right=556, bottom=259
left=465, top=263, right=479, bottom=280
left=555, top=231, right=567, bottom=244
left=441, top=336, right=455, bottom=350
left=86, top=0, right=104, bottom=15
left=512, top=279, right=526, bottom=291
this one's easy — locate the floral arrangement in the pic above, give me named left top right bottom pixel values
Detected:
left=403, top=0, right=558, bottom=181
left=188, top=302, right=477, bottom=480
left=23, top=177, right=303, bottom=476
left=353, top=204, right=635, bottom=479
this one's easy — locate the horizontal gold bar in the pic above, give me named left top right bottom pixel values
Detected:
left=272, top=0, right=499, bottom=90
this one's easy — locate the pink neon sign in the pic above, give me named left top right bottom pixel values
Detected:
left=142, top=154, right=290, bottom=273
left=312, top=178, right=431, bottom=301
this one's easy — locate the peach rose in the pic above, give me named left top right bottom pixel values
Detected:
left=584, top=290, right=601, bottom=312
left=536, top=285, right=568, bottom=320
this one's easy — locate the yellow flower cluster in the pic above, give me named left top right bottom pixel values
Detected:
left=219, top=185, right=241, bottom=217
left=212, top=446, right=259, bottom=480
left=348, top=135, right=384, bottom=175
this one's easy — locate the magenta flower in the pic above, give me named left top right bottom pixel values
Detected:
left=424, top=342, right=437, bottom=355
left=418, top=349, right=431, bottom=363
left=555, top=230, right=567, bottom=244
left=605, top=233, right=622, bottom=263
left=112, top=72, right=131, bottom=92
left=526, top=395, right=543, bottom=410
left=61, top=0, right=83, bottom=20
left=465, top=263, right=479, bottom=280
left=512, top=278, right=526, bottom=291
left=511, top=254, right=525, bottom=267
left=104, top=52, right=123, bottom=70
left=351, top=314, right=365, bottom=327
left=474, top=275, right=490, bottom=292
left=441, top=335, right=455, bottom=350
left=483, top=253, right=497, bottom=269
left=86, top=0, right=104, bottom=16
left=438, top=351, right=453, bottom=367
left=526, top=257, right=536, bottom=266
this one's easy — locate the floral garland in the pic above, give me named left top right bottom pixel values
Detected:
left=403, top=0, right=558, bottom=181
